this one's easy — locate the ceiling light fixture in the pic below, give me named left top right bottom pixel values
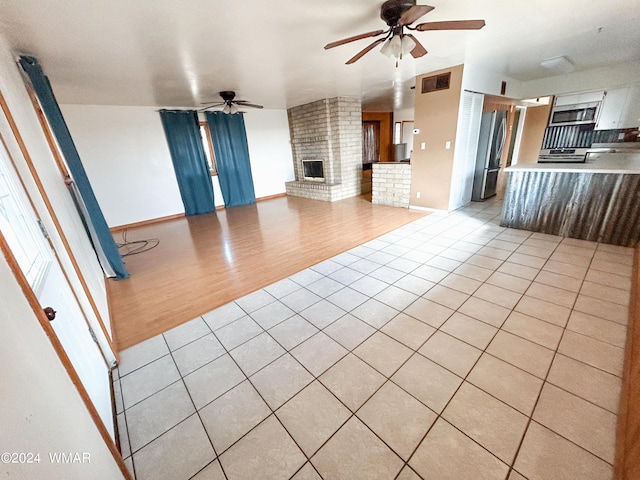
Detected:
left=380, top=37, right=395, bottom=57
left=380, top=30, right=417, bottom=66
left=401, top=35, right=416, bottom=55
left=540, top=56, right=574, bottom=74
left=222, top=103, right=239, bottom=114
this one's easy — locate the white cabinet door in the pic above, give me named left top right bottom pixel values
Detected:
left=596, top=87, right=629, bottom=130
left=578, top=90, right=605, bottom=103
left=554, top=91, right=604, bottom=107
left=620, top=84, right=640, bottom=129
left=554, top=94, right=581, bottom=106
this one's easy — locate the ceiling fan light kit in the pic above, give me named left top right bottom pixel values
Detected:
left=380, top=34, right=416, bottom=58
left=324, top=0, right=485, bottom=65
left=223, top=103, right=239, bottom=114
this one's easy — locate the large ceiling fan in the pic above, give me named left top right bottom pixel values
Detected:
left=324, top=0, right=485, bottom=65
left=200, top=91, right=264, bottom=114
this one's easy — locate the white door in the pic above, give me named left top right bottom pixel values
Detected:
left=0, top=143, right=114, bottom=438
left=450, top=91, right=484, bottom=210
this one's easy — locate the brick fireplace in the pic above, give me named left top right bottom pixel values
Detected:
left=285, top=97, right=367, bottom=202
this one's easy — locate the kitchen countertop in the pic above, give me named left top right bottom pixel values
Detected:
left=506, top=152, right=640, bottom=174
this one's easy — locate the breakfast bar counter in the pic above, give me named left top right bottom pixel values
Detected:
left=500, top=153, right=640, bottom=246
left=371, top=161, right=412, bottom=208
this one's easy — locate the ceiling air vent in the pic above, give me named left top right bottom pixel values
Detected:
left=421, top=72, right=451, bottom=93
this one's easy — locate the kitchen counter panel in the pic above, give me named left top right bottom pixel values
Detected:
left=501, top=168, right=640, bottom=246
left=372, top=162, right=411, bottom=208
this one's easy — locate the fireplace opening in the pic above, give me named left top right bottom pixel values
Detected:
left=303, top=160, right=324, bottom=181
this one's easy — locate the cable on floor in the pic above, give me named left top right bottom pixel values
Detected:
left=116, top=229, right=160, bottom=257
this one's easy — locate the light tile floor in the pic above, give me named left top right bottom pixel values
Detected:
left=113, top=199, right=633, bottom=480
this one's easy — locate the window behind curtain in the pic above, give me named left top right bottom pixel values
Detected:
left=199, top=122, right=218, bottom=176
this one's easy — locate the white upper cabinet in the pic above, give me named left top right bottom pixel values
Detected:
left=596, top=84, right=640, bottom=130
left=620, top=84, right=640, bottom=129
left=554, top=90, right=604, bottom=106
left=577, top=90, right=606, bottom=104
left=597, top=88, right=629, bottom=130
left=554, top=93, right=581, bottom=106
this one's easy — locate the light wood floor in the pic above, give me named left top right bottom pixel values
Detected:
left=107, top=195, right=426, bottom=350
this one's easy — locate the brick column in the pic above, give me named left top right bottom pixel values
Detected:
left=286, top=97, right=363, bottom=201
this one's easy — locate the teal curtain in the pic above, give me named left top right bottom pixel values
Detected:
left=19, top=56, right=129, bottom=279
left=205, top=112, right=256, bottom=207
left=160, top=110, right=215, bottom=216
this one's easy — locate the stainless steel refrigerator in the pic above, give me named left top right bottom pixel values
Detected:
left=471, top=110, right=507, bottom=201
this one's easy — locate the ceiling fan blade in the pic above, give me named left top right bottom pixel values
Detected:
left=235, top=102, right=263, bottom=109
left=324, top=29, right=385, bottom=49
left=200, top=102, right=225, bottom=107
left=198, top=105, right=224, bottom=112
left=406, top=34, right=428, bottom=58
left=398, top=5, right=435, bottom=26
left=345, top=38, right=386, bottom=64
left=415, top=19, right=486, bottom=31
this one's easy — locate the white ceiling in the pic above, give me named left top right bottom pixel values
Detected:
left=0, top=0, right=639, bottom=111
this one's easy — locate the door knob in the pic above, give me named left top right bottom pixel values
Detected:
left=43, top=307, right=56, bottom=321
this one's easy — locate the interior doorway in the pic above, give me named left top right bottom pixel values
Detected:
left=362, top=120, right=380, bottom=166
left=401, top=121, right=414, bottom=159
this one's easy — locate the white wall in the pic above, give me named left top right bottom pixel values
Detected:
left=61, top=105, right=294, bottom=227
left=0, top=254, right=126, bottom=480
left=60, top=105, right=186, bottom=227
left=393, top=107, right=414, bottom=124
left=519, top=62, right=640, bottom=98
left=244, top=109, right=295, bottom=199
left=412, top=61, right=640, bottom=104
left=462, top=63, right=524, bottom=99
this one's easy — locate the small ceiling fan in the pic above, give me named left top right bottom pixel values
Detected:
left=200, top=91, right=264, bottom=114
left=324, top=0, right=485, bottom=65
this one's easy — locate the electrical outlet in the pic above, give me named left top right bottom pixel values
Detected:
left=421, top=142, right=426, bottom=150
left=445, top=141, right=451, bottom=149
left=416, top=192, right=421, bottom=199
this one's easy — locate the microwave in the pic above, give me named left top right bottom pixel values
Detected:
left=549, top=101, right=600, bottom=126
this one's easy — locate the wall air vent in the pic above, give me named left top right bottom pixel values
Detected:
left=421, top=72, right=451, bottom=93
